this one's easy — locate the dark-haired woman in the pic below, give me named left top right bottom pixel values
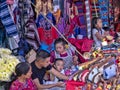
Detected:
left=9, top=62, right=37, bottom=90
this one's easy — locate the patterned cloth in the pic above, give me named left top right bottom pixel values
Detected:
left=0, top=1, right=18, bottom=37
left=57, top=17, right=66, bottom=35
left=10, top=78, right=37, bottom=90
left=25, top=20, right=40, bottom=50
left=85, top=0, right=91, bottom=38
left=98, top=0, right=109, bottom=27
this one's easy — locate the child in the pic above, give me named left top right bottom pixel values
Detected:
left=50, top=38, right=78, bottom=70
left=91, top=17, right=108, bottom=48
left=46, top=58, right=65, bottom=83
left=10, top=62, right=37, bottom=90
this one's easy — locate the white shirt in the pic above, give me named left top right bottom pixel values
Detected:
left=92, top=28, right=105, bottom=48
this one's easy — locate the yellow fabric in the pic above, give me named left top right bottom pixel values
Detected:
left=35, top=0, right=53, bottom=17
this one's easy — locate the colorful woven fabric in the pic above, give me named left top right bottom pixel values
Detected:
left=0, top=1, right=18, bottom=37
left=98, top=0, right=109, bottom=27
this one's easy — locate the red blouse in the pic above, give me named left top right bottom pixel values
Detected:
left=10, top=78, right=37, bottom=90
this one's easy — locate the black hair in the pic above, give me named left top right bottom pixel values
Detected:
left=36, top=50, right=50, bottom=61
left=15, top=62, right=31, bottom=77
left=54, top=38, right=68, bottom=47
left=91, top=17, right=101, bottom=29
left=54, top=58, right=64, bottom=65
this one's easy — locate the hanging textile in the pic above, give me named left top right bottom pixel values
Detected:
left=25, top=19, right=40, bottom=50
left=98, top=0, right=109, bottom=27
left=56, top=17, right=66, bottom=35
left=0, top=1, right=18, bottom=37
left=17, top=0, right=40, bottom=50
left=64, top=0, right=71, bottom=17
left=75, top=1, right=87, bottom=38
left=38, top=27, right=58, bottom=52
left=35, top=0, right=53, bottom=17
left=0, top=20, right=7, bottom=48
left=85, top=0, right=91, bottom=39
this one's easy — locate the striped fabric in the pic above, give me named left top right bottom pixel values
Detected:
left=0, top=1, right=18, bottom=37
left=85, top=0, right=91, bottom=38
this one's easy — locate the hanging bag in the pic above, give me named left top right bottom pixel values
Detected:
left=103, top=62, right=117, bottom=79
left=88, top=67, right=100, bottom=84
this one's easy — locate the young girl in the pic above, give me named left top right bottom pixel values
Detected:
left=10, top=62, right=37, bottom=90
left=50, top=38, right=78, bottom=70
left=91, top=17, right=108, bottom=48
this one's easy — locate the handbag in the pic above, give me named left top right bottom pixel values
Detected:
left=103, top=62, right=117, bottom=79
left=88, top=67, right=100, bottom=84
left=78, top=70, right=89, bottom=83
left=92, top=72, right=101, bottom=84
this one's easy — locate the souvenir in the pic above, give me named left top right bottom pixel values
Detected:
left=78, top=70, right=89, bottom=82
left=103, top=63, right=117, bottom=79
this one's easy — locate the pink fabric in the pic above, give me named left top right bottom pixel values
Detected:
left=6, top=0, right=14, bottom=4
left=10, top=78, right=37, bottom=90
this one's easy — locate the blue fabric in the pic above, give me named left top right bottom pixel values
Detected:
left=36, top=14, right=44, bottom=28
left=18, top=38, right=30, bottom=57
left=74, top=26, right=80, bottom=38
left=80, top=27, right=87, bottom=37
left=0, top=1, right=18, bottom=37
left=98, top=0, right=109, bottom=27
left=39, top=43, right=54, bottom=53
left=0, top=29, right=6, bottom=47
left=46, top=12, right=56, bottom=25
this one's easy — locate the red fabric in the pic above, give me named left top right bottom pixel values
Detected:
left=68, top=38, right=92, bottom=63
left=38, top=27, right=58, bottom=45
left=109, top=29, right=116, bottom=37
left=66, top=80, right=85, bottom=90
left=81, top=38, right=93, bottom=52
left=116, top=23, right=120, bottom=32
left=6, top=0, right=14, bottom=4
left=10, top=78, right=37, bottom=90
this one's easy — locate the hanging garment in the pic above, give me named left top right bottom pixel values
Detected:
left=35, top=0, right=53, bottom=17
left=38, top=27, right=58, bottom=52
left=64, top=0, right=71, bottom=17
left=38, top=27, right=58, bottom=45
left=56, top=17, right=66, bottom=35
left=98, top=0, right=109, bottom=27
left=6, top=0, right=14, bottom=5
left=85, top=0, right=91, bottom=39
left=25, top=20, right=40, bottom=50
left=0, top=1, right=18, bottom=37
left=53, top=9, right=61, bottom=23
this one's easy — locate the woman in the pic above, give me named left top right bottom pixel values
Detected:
left=10, top=62, right=37, bottom=90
